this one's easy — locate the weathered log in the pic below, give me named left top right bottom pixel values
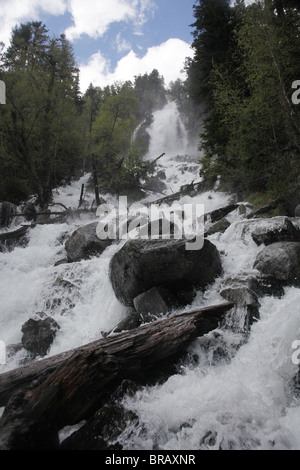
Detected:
left=0, top=225, right=31, bottom=251
left=0, top=302, right=233, bottom=449
left=205, top=203, right=238, bottom=223
left=0, top=225, right=31, bottom=243
left=151, top=182, right=201, bottom=206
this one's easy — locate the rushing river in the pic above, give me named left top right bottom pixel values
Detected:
left=1, top=102, right=300, bottom=450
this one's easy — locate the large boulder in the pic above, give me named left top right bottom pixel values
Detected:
left=109, top=238, right=222, bottom=306
left=65, top=222, right=112, bottom=263
left=253, top=242, right=300, bottom=285
left=250, top=217, right=300, bottom=246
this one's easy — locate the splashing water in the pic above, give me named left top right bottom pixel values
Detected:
left=146, top=101, right=191, bottom=160
left=1, top=102, right=300, bottom=450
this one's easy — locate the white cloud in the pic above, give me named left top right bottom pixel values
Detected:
left=0, top=0, right=67, bottom=46
left=79, top=38, right=193, bottom=92
left=114, top=32, right=132, bottom=53
left=0, top=0, right=155, bottom=47
left=65, top=0, right=156, bottom=41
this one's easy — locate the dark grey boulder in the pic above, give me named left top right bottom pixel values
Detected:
left=146, top=176, right=167, bottom=193
left=220, top=274, right=284, bottom=299
left=0, top=202, right=17, bottom=227
left=21, top=317, right=60, bottom=357
left=65, top=222, right=112, bottom=262
left=220, top=286, right=260, bottom=328
left=23, top=202, right=37, bottom=222
left=109, top=238, right=222, bottom=306
left=133, top=286, right=178, bottom=322
left=60, top=380, right=140, bottom=450
left=251, top=217, right=300, bottom=246
left=283, top=191, right=300, bottom=217
left=110, top=309, right=141, bottom=334
left=253, top=242, right=300, bottom=285
left=220, top=286, right=259, bottom=307
left=205, top=218, right=231, bottom=236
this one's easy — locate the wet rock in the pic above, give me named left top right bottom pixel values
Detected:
left=60, top=380, right=140, bottom=450
left=146, top=176, right=167, bottom=193
left=283, top=191, right=300, bottom=217
left=65, top=222, right=113, bottom=263
left=221, top=274, right=284, bottom=299
left=0, top=202, right=17, bottom=227
left=220, top=286, right=260, bottom=326
left=21, top=317, right=60, bottom=357
left=111, top=309, right=141, bottom=334
left=205, top=218, right=231, bottom=236
left=109, top=238, right=222, bottom=307
left=23, top=202, right=37, bottom=222
left=251, top=217, right=300, bottom=246
left=54, top=258, right=69, bottom=267
left=295, top=204, right=300, bottom=217
left=156, top=169, right=166, bottom=180
left=220, top=286, right=259, bottom=307
left=253, top=242, right=300, bottom=285
left=238, top=204, right=247, bottom=216
left=133, top=286, right=178, bottom=322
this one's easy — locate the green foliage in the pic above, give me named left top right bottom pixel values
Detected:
left=0, top=22, right=83, bottom=205
left=133, top=69, right=167, bottom=120
left=84, top=71, right=168, bottom=194
left=187, top=0, right=300, bottom=198
left=0, top=21, right=169, bottom=204
left=185, top=0, right=234, bottom=107
left=90, top=82, right=139, bottom=191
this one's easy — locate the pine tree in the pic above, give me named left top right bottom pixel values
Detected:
left=0, top=22, right=83, bottom=205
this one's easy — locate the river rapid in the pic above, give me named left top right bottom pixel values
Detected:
left=1, top=101, right=300, bottom=450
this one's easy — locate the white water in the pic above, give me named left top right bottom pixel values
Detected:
left=1, top=102, right=300, bottom=449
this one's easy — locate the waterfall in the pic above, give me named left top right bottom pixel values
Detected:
left=1, top=109, right=300, bottom=451
left=145, top=101, right=192, bottom=160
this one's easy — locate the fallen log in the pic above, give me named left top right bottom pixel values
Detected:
left=0, top=302, right=233, bottom=449
left=0, top=225, right=31, bottom=251
left=150, top=181, right=202, bottom=206
left=205, top=203, right=238, bottom=223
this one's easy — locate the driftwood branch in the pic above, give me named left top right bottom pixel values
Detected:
left=142, top=152, right=165, bottom=173
left=0, top=302, right=233, bottom=449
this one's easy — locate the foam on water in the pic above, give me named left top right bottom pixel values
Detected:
left=1, top=101, right=300, bottom=449
left=118, top=286, right=300, bottom=450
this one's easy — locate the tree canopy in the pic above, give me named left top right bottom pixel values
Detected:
left=186, top=0, right=300, bottom=198
left=0, top=22, right=170, bottom=205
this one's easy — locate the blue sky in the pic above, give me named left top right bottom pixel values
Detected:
left=0, top=0, right=197, bottom=92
